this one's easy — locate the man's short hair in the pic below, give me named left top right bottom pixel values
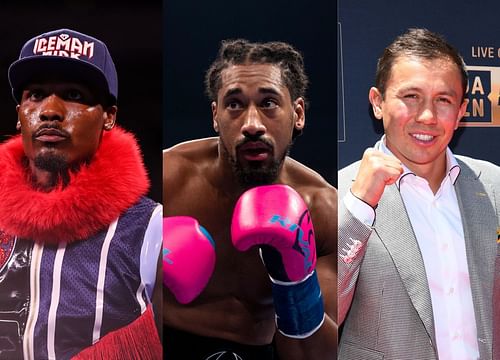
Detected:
left=205, top=39, right=308, bottom=104
left=375, top=28, right=468, bottom=100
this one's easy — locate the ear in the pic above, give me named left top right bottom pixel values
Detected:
left=455, top=98, right=468, bottom=130
left=293, top=97, right=305, bottom=131
left=103, top=105, right=117, bottom=131
left=369, top=87, right=384, bottom=120
left=16, top=105, right=21, bottom=131
left=211, top=101, right=219, bottom=133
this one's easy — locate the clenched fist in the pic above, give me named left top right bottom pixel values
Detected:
left=351, top=148, right=403, bottom=208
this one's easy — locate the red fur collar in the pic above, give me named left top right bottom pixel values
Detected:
left=0, top=127, right=150, bottom=243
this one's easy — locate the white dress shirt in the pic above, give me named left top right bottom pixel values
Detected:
left=344, top=138, right=479, bottom=360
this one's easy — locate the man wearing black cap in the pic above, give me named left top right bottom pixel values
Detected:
left=0, top=29, right=162, bottom=359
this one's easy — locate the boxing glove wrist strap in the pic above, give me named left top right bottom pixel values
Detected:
left=271, top=270, right=325, bottom=339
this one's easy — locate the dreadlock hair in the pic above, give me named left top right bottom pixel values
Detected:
left=205, top=39, right=309, bottom=138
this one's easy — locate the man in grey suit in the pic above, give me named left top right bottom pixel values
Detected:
left=338, top=28, right=500, bottom=360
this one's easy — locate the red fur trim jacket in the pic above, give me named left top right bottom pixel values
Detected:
left=0, top=126, right=150, bottom=243
left=0, top=127, right=162, bottom=359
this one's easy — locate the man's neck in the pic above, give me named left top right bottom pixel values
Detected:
left=401, top=156, right=448, bottom=194
left=381, top=139, right=449, bottom=194
left=214, top=147, right=245, bottom=198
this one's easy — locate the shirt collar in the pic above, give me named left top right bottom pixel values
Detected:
left=375, top=135, right=461, bottom=189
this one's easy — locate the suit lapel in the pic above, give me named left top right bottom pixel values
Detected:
left=373, top=184, right=436, bottom=345
left=455, top=160, right=496, bottom=358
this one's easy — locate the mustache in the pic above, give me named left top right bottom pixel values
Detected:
left=235, top=135, right=274, bottom=151
left=33, top=124, right=70, bottom=140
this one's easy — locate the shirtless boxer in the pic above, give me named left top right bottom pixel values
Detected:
left=163, top=39, right=337, bottom=359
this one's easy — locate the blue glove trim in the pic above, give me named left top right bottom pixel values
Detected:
left=271, top=270, right=325, bottom=338
left=199, top=225, right=215, bottom=247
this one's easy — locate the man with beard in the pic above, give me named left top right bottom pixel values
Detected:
left=163, top=39, right=337, bottom=359
left=0, top=29, right=162, bottom=359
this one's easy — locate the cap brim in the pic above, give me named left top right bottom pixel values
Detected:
left=8, top=56, right=113, bottom=104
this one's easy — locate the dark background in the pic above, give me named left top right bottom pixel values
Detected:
left=163, top=0, right=337, bottom=186
left=0, top=1, right=162, bottom=202
left=0, top=1, right=337, bottom=198
left=338, top=0, right=500, bottom=169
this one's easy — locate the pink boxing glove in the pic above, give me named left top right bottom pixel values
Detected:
left=163, top=216, right=216, bottom=304
left=231, top=185, right=324, bottom=338
left=231, top=185, right=316, bottom=283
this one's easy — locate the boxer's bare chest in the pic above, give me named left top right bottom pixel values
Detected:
left=166, top=175, right=273, bottom=304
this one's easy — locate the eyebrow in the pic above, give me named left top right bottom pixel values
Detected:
left=223, top=88, right=242, bottom=98
left=258, top=87, right=282, bottom=96
left=222, top=86, right=282, bottom=99
left=398, top=86, right=458, bottom=97
left=436, top=89, right=458, bottom=97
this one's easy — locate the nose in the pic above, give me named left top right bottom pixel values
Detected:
left=39, top=95, right=65, bottom=122
left=241, top=105, right=266, bottom=137
left=416, top=101, right=437, bottom=125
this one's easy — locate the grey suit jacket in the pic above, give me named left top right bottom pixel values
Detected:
left=338, top=155, right=500, bottom=360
